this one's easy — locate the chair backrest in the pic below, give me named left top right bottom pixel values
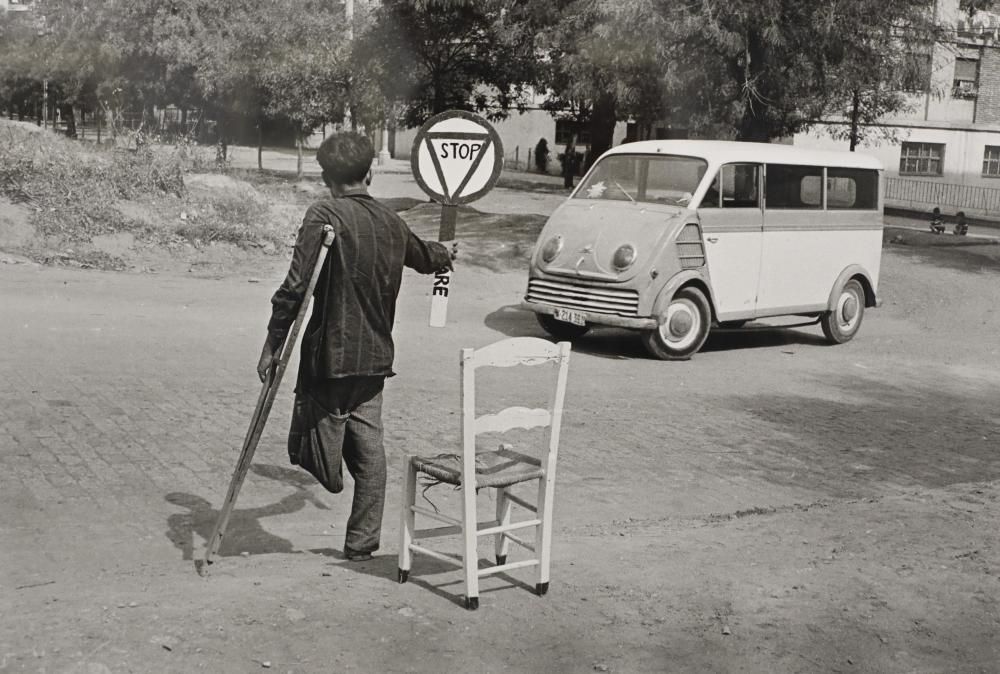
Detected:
left=460, top=337, right=572, bottom=471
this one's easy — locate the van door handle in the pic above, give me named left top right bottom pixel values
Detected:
left=706, top=237, right=719, bottom=243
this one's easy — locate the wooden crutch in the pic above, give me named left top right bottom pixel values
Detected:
left=201, top=225, right=335, bottom=571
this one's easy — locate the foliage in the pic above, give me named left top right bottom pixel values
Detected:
left=0, top=119, right=282, bottom=249
left=535, top=0, right=675, bottom=165
left=670, top=0, right=936, bottom=142
left=357, top=0, right=540, bottom=127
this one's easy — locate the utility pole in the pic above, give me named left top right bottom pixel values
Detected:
left=42, top=79, right=48, bottom=129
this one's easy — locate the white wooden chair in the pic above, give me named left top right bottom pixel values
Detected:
left=397, top=337, right=572, bottom=610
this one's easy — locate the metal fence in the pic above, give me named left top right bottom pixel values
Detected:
left=885, top=176, right=1000, bottom=215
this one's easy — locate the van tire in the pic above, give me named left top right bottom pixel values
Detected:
left=642, top=286, right=711, bottom=360
left=536, top=313, right=590, bottom=340
left=821, top=278, right=865, bottom=344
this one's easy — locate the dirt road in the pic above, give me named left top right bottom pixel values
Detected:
left=1, top=176, right=999, bottom=673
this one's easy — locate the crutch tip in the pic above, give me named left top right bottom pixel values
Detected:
left=464, top=596, right=479, bottom=611
left=495, top=555, right=507, bottom=566
left=397, top=568, right=409, bottom=584
left=535, top=582, right=549, bottom=596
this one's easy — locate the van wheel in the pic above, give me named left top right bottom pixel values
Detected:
left=821, top=278, right=865, bottom=344
left=536, top=313, right=590, bottom=340
left=642, top=287, right=711, bottom=360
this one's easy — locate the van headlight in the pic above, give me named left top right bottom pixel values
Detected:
left=612, top=244, right=636, bottom=270
left=541, top=235, right=563, bottom=263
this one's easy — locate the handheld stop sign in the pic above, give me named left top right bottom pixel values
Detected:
left=411, top=110, right=503, bottom=327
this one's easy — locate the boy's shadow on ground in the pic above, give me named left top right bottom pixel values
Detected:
left=165, top=463, right=330, bottom=565
left=484, top=304, right=827, bottom=357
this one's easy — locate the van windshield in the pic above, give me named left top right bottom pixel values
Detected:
left=574, top=154, right=708, bottom=206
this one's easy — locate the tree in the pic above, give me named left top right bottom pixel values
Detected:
left=670, top=0, right=936, bottom=142
left=536, top=0, right=676, bottom=167
left=254, top=1, right=352, bottom=178
left=819, top=0, right=940, bottom=150
left=357, top=0, right=540, bottom=127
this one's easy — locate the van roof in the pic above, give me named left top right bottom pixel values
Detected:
left=604, top=140, right=883, bottom=170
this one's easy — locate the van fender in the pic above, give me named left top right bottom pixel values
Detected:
left=827, top=265, right=877, bottom=310
left=651, top=270, right=717, bottom=320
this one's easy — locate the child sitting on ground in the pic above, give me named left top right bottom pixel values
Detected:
left=929, top=207, right=945, bottom=234
left=954, top=211, right=969, bottom=236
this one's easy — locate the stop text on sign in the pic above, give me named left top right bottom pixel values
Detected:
left=438, top=142, right=483, bottom=160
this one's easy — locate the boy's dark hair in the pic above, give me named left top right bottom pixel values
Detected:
left=316, top=132, right=374, bottom=186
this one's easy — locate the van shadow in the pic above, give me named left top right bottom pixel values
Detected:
left=701, top=324, right=829, bottom=352
left=484, top=304, right=828, bottom=358
left=165, top=463, right=329, bottom=563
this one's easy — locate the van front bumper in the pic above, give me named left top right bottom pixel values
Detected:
left=521, top=300, right=658, bottom=330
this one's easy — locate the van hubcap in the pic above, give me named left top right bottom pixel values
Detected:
left=660, top=299, right=701, bottom=349
left=841, top=296, right=858, bottom=322
left=669, top=312, right=693, bottom=337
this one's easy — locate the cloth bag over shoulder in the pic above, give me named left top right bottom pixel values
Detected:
left=287, top=392, right=348, bottom=494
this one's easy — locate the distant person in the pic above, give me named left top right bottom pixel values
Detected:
left=562, top=135, right=577, bottom=189
left=954, top=211, right=969, bottom=236
left=929, top=207, right=945, bottom=234
left=259, top=132, right=455, bottom=562
left=534, top=138, right=550, bottom=174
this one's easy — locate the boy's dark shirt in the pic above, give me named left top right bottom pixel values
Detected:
left=268, top=190, right=450, bottom=380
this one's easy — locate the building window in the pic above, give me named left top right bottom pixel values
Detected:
left=953, top=57, right=979, bottom=98
left=554, top=120, right=591, bottom=147
left=983, top=146, right=1000, bottom=177
left=899, top=142, right=944, bottom=176
left=899, top=51, right=932, bottom=93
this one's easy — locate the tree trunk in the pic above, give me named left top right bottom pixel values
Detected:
left=849, top=88, right=861, bottom=152
left=735, top=31, right=773, bottom=142
left=586, top=93, right=617, bottom=171
left=257, top=121, right=264, bottom=171
left=216, top=111, right=228, bottom=163
left=296, top=131, right=304, bottom=180
left=433, top=75, right=445, bottom=114
left=63, top=105, right=77, bottom=138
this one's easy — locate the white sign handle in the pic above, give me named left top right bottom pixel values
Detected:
left=429, top=205, right=457, bottom=328
left=429, top=269, right=451, bottom=328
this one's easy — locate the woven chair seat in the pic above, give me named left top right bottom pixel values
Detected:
left=412, top=447, right=543, bottom=489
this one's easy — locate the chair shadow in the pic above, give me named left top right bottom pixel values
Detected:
left=484, top=304, right=829, bottom=358
left=166, top=463, right=330, bottom=569
left=323, top=550, right=535, bottom=608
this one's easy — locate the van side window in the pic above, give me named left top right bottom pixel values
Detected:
left=766, top=165, right=823, bottom=209
left=827, top=168, right=879, bottom=210
left=701, top=163, right=759, bottom=209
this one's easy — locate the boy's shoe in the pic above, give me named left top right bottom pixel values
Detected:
left=344, top=547, right=374, bottom=562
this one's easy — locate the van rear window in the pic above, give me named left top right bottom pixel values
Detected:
left=827, top=168, right=879, bottom=210
left=766, top=165, right=823, bottom=209
left=575, top=155, right=708, bottom=207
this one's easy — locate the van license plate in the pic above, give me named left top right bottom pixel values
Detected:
left=554, top=308, right=586, bottom=326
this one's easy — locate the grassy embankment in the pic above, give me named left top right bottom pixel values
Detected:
left=0, top=120, right=308, bottom=270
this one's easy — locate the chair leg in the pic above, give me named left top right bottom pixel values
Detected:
left=535, top=473, right=556, bottom=596
left=398, top=456, right=416, bottom=584
left=494, top=487, right=512, bottom=566
left=462, top=480, right=479, bottom=610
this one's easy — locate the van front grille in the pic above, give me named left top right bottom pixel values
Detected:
left=526, top=278, right=639, bottom=316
